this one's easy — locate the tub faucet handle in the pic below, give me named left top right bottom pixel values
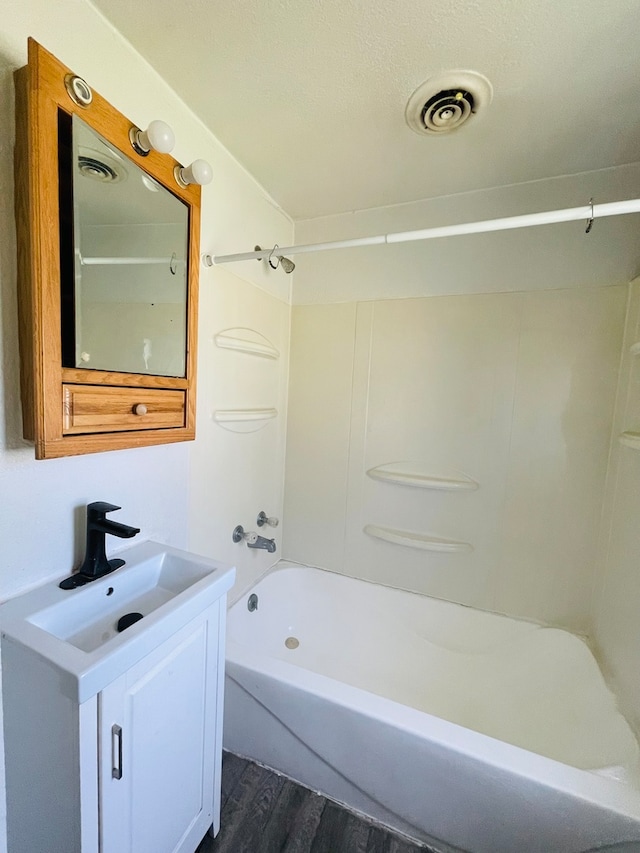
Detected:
left=257, top=511, right=279, bottom=528
left=232, top=525, right=258, bottom=545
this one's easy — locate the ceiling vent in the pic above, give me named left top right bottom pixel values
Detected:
left=405, top=70, right=492, bottom=136
left=77, top=148, right=125, bottom=183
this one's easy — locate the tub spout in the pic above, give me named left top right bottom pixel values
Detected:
left=232, top=525, right=276, bottom=553
left=247, top=534, right=277, bottom=553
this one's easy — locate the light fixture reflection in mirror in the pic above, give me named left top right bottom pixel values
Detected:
left=60, top=114, right=189, bottom=378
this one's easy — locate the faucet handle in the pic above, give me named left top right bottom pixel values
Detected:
left=88, top=501, right=121, bottom=515
left=232, top=525, right=258, bottom=545
left=257, top=511, right=279, bottom=528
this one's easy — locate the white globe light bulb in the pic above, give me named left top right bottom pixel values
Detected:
left=144, top=120, right=175, bottom=154
left=181, top=159, right=213, bottom=186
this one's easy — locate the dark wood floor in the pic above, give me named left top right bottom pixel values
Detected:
left=197, top=751, right=435, bottom=853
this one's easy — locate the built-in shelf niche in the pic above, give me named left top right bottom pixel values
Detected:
left=367, top=462, right=478, bottom=491
left=214, top=327, right=280, bottom=360
left=364, top=524, right=473, bottom=553
left=213, top=328, right=279, bottom=432
left=213, top=408, right=277, bottom=433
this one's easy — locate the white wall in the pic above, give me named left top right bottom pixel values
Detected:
left=283, top=286, right=626, bottom=633
left=593, top=278, right=640, bottom=731
left=0, top=0, right=293, bottom=585
left=189, top=265, right=290, bottom=598
left=0, top=3, right=292, bottom=850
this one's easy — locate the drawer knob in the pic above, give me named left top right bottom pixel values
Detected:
left=133, top=403, right=148, bottom=416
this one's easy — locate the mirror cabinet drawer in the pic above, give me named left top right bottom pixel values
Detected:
left=62, top=385, right=186, bottom=434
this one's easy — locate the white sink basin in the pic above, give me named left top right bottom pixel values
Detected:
left=0, top=541, right=235, bottom=702
left=29, top=550, right=215, bottom=652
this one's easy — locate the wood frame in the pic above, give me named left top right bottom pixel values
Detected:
left=14, top=39, right=201, bottom=459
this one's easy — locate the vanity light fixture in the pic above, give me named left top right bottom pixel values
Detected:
left=174, top=159, right=213, bottom=188
left=64, top=74, right=93, bottom=107
left=129, top=119, right=175, bottom=156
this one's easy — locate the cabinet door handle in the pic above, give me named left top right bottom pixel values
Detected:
left=112, top=724, right=123, bottom=780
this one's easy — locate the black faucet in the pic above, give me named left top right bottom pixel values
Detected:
left=59, top=502, right=140, bottom=590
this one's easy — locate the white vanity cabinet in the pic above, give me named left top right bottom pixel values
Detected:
left=99, top=614, right=222, bottom=853
left=0, top=541, right=234, bottom=853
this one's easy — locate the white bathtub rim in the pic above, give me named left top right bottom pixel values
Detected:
left=227, top=637, right=640, bottom=822
left=246, top=559, right=573, bottom=632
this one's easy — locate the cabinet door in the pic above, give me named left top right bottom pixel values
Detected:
left=99, top=611, right=219, bottom=853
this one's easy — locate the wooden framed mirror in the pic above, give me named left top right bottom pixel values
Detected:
left=14, top=39, right=201, bottom=459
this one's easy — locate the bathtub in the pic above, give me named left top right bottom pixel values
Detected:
left=224, top=564, right=640, bottom=852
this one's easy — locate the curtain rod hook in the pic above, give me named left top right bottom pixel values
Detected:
left=585, top=198, right=594, bottom=234
left=268, top=244, right=281, bottom=270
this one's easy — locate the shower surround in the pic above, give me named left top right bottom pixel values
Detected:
left=228, top=278, right=640, bottom=850
left=284, top=286, right=627, bottom=631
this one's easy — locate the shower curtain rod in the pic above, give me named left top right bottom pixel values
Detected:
left=204, top=197, right=640, bottom=267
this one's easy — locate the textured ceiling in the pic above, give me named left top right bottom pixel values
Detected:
left=91, top=0, right=640, bottom=220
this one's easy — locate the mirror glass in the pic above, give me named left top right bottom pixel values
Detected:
left=59, top=114, right=189, bottom=377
